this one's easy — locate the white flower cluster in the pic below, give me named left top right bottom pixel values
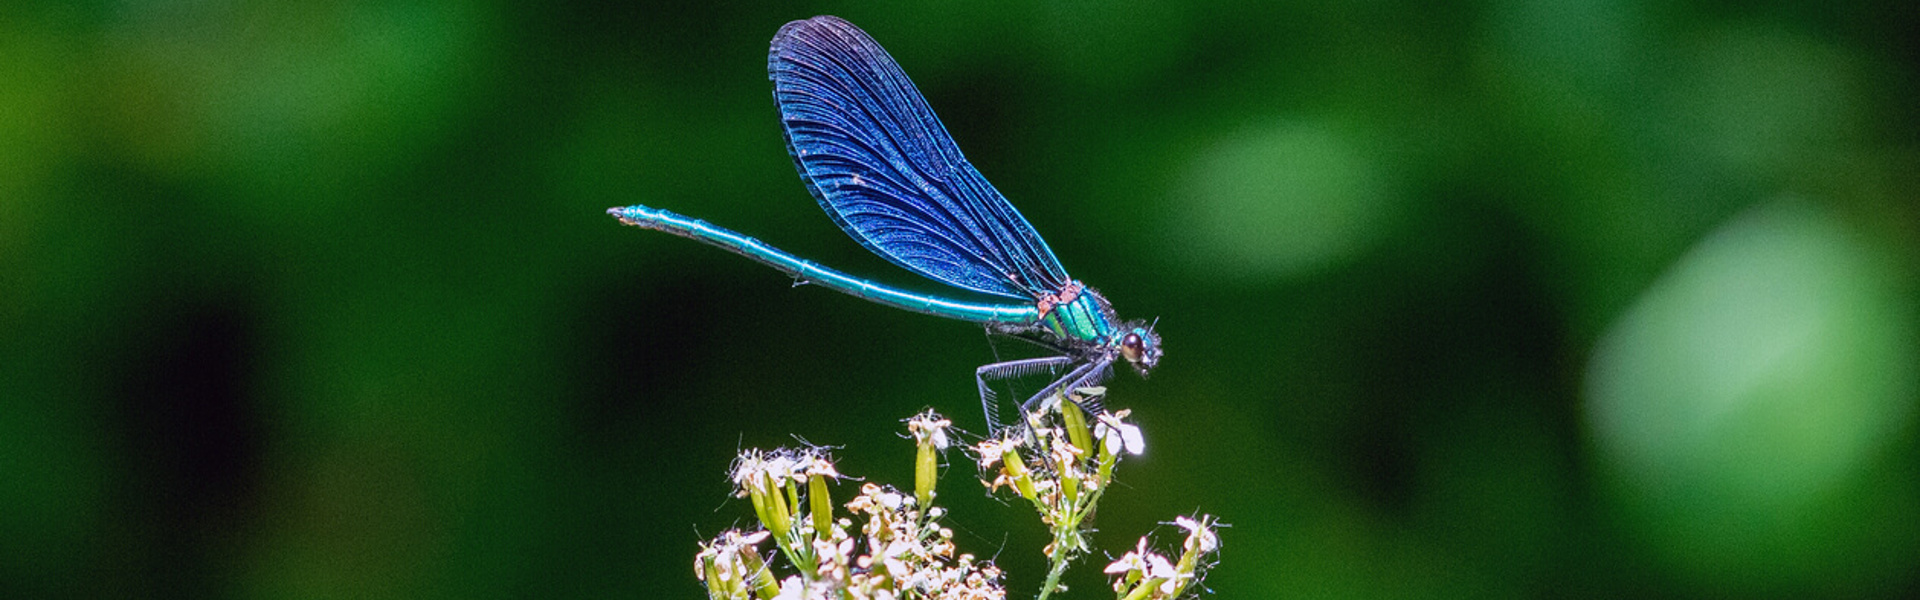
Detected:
left=798, top=483, right=1002, bottom=600
left=695, top=401, right=1220, bottom=600
left=700, top=433, right=1003, bottom=600
left=969, top=395, right=1221, bottom=600
left=973, top=404, right=1147, bottom=559
left=1103, top=515, right=1221, bottom=600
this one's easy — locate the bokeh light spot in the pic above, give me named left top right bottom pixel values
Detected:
left=1659, top=25, right=1867, bottom=182
left=1586, top=198, right=1917, bottom=592
left=1170, top=119, right=1399, bottom=283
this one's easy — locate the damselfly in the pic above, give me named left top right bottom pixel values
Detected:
left=610, top=16, right=1162, bottom=431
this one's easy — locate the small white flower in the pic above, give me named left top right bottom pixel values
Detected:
left=883, top=555, right=911, bottom=579
left=773, top=575, right=805, bottom=600
left=1145, top=552, right=1179, bottom=579
left=875, top=490, right=904, bottom=510
left=731, top=451, right=768, bottom=496
left=1147, top=551, right=1193, bottom=596
left=1176, top=514, right=1220, bottom=554
left=802, top=453, right=842, bottom=480
left=972, top=439, right=1005, bottom=470
left=908, top=411, right=953, bottom=450
left=764, top=453, right=799, bottom=483
left=1105, top=536, right=1153, bottom=575
left=880, top=539, right=914, bottom=560
left=1104, top=553, right=1145, bottom=576
left=1095, top=410, right=1145, bottom=456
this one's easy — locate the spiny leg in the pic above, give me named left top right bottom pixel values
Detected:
left=975, top=355, right=1075, bottom=433
left=1018, top=358, right=1114, bottom=419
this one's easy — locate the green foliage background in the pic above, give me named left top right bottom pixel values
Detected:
left=3, top=1, right=1916, bottom=597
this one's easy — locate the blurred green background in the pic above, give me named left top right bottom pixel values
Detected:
left=4, top=0, right=1917, bottom=597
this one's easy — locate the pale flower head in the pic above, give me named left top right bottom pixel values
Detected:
left=1095, top=409, right=1145, bottom=456
left=773, top=575, right=805, bottom=600
left=1104, top=536, right=1155, bottom=576
left=797, top=448, right=842, bottom=480
left=730, top=450, right=771, bottom=497
left=695, top=528, right=771, bottom=590
left=907, top=410, right=953, bottom=450
left=972, top=438, right=1006, bottom=470
left=762, top=452, right=800, bottom=483
left=1150, top=553, right=1192, bottom=595
left=1145, top=552, right=1180, bottom=580
left=1176, top=514, right=1220, bottom=554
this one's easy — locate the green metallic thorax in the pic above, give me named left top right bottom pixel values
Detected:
left=1039, top=290, right=1118, bottom=345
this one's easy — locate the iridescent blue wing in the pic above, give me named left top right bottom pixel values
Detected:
left=768, top=16, right=1070, bottom=301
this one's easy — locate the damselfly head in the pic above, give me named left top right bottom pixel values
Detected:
left=1118, top=322, right=1162, bottom=376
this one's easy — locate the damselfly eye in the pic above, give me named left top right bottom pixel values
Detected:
left=1121, top=332, right=1145, bottom=362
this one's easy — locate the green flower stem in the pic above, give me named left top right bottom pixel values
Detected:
left=1037, top=542, right=1074, bottom=600
left=809, top=474, right=833, bottom=545
left=1037, top=462, right=1112, bottom=600
left=746, top=486, right=775, bottom=538
left=739, top=546, right=782, bottom=599
left=915, top=437, right=938, bottom=511
left=698, top=556, right=726, bottom=600
left=784, top=480, right=803, bottom=529
left=764, top=474, right=792, bottom=539
left=759, top=474, right=817, bottom=580
left=1061, top=399, right=1093, bottom=457
left=1002, top=445, right=1039, bottom=503
left=1121, top=578, right=1164, bottom=600
left=1062, top=469, right=1081, bottom=505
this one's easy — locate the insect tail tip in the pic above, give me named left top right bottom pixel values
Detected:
left=607, top=207, right=640, bottom=226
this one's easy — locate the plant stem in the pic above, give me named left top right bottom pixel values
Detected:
left=1036, top=531, right=1074, bottom=600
